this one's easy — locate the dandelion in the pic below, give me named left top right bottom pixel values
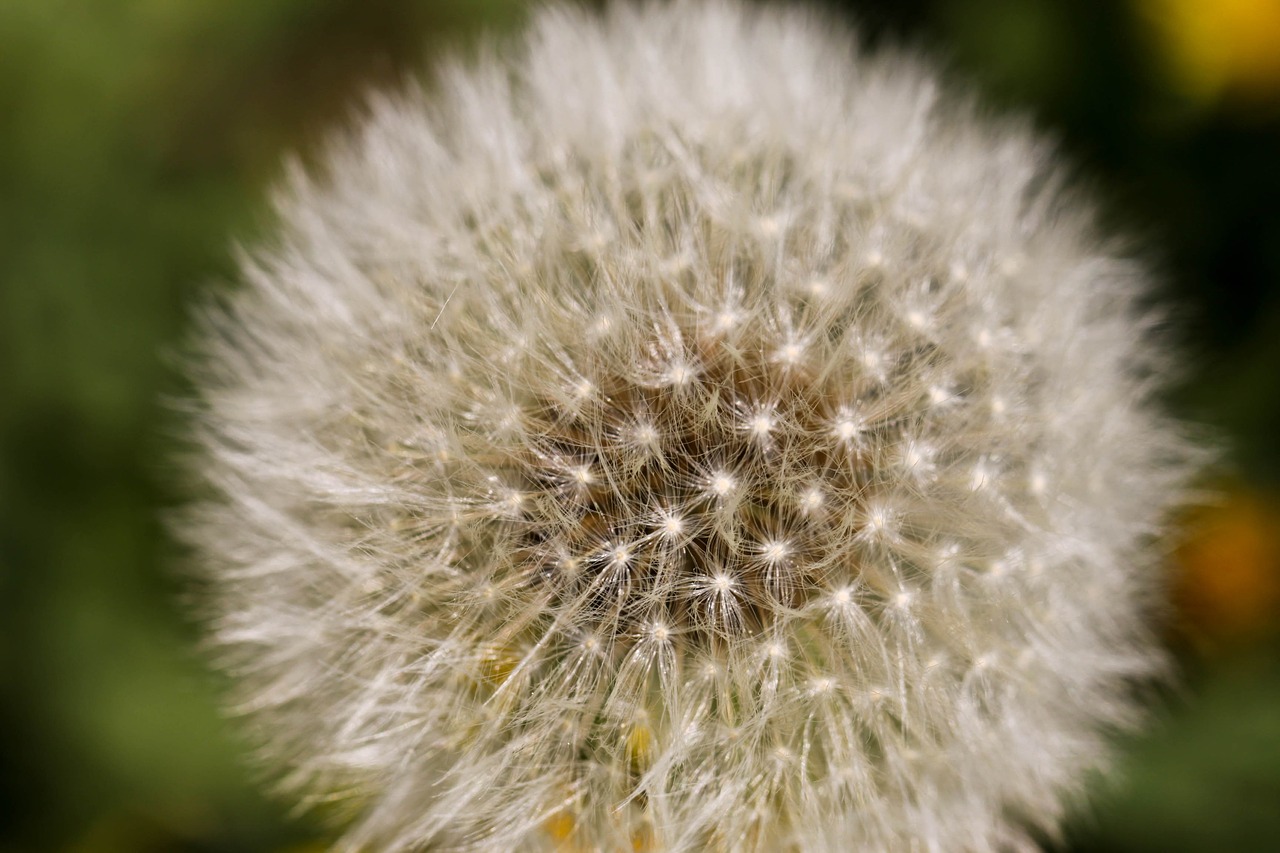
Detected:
left=182, top=1, right=1203, bottom=850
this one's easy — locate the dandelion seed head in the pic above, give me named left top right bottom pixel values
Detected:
left=183, top=2, right=1205, bottom=850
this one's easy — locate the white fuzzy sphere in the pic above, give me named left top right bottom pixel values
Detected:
left=184, top=2, right=1202, bottom=850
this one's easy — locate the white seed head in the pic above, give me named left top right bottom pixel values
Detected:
left=182, top=2, right=1204, bottom=851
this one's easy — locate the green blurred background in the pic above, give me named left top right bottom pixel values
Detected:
left=3, top=1, right=1279, bottom=850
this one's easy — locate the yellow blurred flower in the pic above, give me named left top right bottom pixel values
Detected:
left=1138, top=0, right=1280, bottom=100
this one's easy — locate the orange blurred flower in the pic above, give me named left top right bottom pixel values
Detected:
left=1175, top=488, right=1280, bottom=644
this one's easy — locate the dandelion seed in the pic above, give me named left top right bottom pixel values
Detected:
left=772, top=337, right=808, bottom=368
left=799, top=485, right=824, bottom=514
left=653, top=507, right=686, bottom=540
left=707, top=470, right=737, bottom=498
left=810, top=676, right=835, bottom=695
left=608, top=545, right=633, bottom=568
left=806, top=278, right=830, bottom=299
left=629, top=420, right=661, bottom=451
left=758, top=539, right=791, bottom=565
left=1029, top=467, right=1050, bottom=498
left=831, top=408, right=865, bottom=447
left=664, top=361, right=696, bottom=387
left=710, top=573, right=735, bottom=594
left=712, top=309, right=739, bottom=333
left=589, top=315, right=614, bottom=338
